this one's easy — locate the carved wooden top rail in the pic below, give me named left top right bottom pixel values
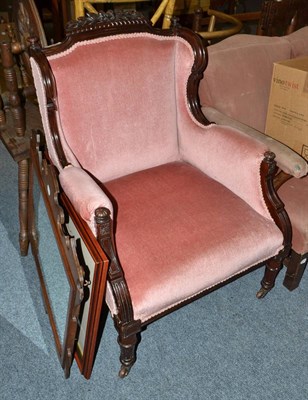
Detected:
left=29, top=10, right=205, bottom=58
left=65, top=10, right=151, bottom=36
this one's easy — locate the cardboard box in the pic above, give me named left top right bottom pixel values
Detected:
left=265, top=57, right=308, bottom=161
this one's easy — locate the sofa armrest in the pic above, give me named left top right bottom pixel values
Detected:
left=59, top=165, right=113, bottom=234
left=202, top=106, right=308, bottom=179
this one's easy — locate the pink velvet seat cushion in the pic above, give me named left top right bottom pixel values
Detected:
left=279, top=175, right=308, bottom=254
left=104, top=162, right=283, bottom=323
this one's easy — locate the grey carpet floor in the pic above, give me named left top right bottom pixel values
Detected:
left=0, top=132, right=307, bottom=400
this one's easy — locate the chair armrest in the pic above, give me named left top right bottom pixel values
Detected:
left=180, top=120, right=280, bottom=219
left=202, top=106, right=308, bottom=178
left=59, top=165, right=113, bottom=234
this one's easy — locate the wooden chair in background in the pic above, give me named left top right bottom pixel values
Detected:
left=0, top=21, right=29, bottom=255
left=193, top=0, right=308, bottom=41
left=257, top=0, right=308, bottom=36
left=192, top=5, right=243, bottom=43
left=0, top=0, right=45, bottom=255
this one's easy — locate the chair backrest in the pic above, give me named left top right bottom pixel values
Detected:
left=257, top=0, right=308, bottom=36
left=30, top=12, right=208, bottom=182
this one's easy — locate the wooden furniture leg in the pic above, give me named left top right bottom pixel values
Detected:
left=0, top=28, right=29, bottom=255
left=283, top=251, right=308, bottom=291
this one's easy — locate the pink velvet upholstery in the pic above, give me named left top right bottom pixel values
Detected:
left=199, top=28, right=308, bottom=153
left=104, top=162, right=283, bottom=322
left=45, top=32, right=275, bottom=220
left=31, top=58, right=63, bottom=172
left=179, top=123, right=271, bottom=219
left=199, top=34, right=291, bottom=132
left=202, top=107, right=308, bottom=178
left=59, top=165, right=113, bottom=232
left=31, top=58, right=81, bottom=171
left=279, top=176, right=308, bottom=254
left=199, top=27, right=308, bottom=282
left=286, top=27, right=308, bottom=58
left=47, top=34, right=193, bottom=182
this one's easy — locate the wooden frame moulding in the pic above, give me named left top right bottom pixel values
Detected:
left=29, top=132, right=109, bottom=379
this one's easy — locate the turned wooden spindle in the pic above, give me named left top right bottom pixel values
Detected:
left=0, top=38, right=26, bottom=137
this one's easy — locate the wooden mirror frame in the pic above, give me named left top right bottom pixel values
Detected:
left=29, top=132, right=84, bottom=377
left=29, top=131, right=109, bottom=379
left=60, top=192, right=109, bottom=379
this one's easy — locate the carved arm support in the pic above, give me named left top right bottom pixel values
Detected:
left=261, top=151, right=292, bottom=257
left=95, top=208, right=141, bottom=334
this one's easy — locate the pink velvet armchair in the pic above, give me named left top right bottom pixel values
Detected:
left=199, top=27, right=308, bottom=291
left=29, top=12, right=291, bottom=379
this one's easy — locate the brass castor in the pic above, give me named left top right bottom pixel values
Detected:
left=256, top=287, right=270, bottom=299
left=119, top=365, right=132, bottom=378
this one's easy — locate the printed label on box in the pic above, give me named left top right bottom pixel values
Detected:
left=265, top=57, right=308, bottom=161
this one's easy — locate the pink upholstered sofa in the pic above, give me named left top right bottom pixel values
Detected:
left=199, top=27, right=308, bottom=290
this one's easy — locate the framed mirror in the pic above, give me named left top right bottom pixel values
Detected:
left=61, top=193, right=109, bottom=379
left=29, top=137, right=84, bottom=378
left=29, top=132, right=109, bottom=379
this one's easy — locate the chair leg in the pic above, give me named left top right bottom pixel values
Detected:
left=115, top=319, right=141, bottom=378
left=283, top=251, right=307, bottom=291
left=256, top=257, right=282, bottom=298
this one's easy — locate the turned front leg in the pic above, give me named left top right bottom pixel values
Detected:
left=117, top=323, right=140, bottom=378
left=256, top=257, right=282, bottom=299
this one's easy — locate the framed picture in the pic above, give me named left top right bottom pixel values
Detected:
left=61, top=192, right=109, bottom=379
left=29, top=133, right=109, bottom=379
